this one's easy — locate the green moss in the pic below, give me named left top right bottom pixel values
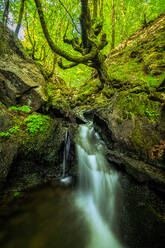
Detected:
left=72, top=78, right=108, bottom=107
left=131, top=120, right=161, bottom=158
left=102, top=85, right=116, bottom=97
left=46, top=81, right=71, bottom=114
left=145, top=108, right=160, bottom=118
left=116, top=118, right=123, bottom=125
left=0, top=38, right=9, bottom=55
left=116, top=92, right=160, bottom=123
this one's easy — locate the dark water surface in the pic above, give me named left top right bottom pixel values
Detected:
left=0, top=177, right=165, bottom=248
left=0, top=186, right=90, bottom=248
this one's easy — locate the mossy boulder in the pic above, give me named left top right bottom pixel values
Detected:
left=89, top=15, right=165, bottom=184
left=0, top=23, right=46, bottom=111
left=46, top=76, right=72, bottom=117
left=94, top=91, right=165, bottom=165
left=0, top=104, right=66, bottom=190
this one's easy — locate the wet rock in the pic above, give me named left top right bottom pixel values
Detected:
left=106, top=149, right=165, bottom=191
left=0, top=141, right=19, bottom=189
left=93, top=93, right=165, bottom=188
left=0, top=102, right=13, bottom=131
left=93, top=93, right=165, bottom=165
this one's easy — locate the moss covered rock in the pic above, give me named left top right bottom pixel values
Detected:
left=0, top=103, right=66, bottom=190
left=0, top=23, right=46, bottom=111
left=90, top=15, right=165, bottom=184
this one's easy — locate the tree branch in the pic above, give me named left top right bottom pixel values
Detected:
left=98, top=33, right=108, bottom=50
left=58, top=0, right=80, bottom=34
left=34, top=0, right=97, bottom=63
left=57, top=57, right=78, bottom=69
left=15, top=0, right=25, bottom=36
left=3, top=0, right=10, bottom=27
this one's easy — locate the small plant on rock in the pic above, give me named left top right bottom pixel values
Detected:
left=9, top=105, right=31, bottom=113
left=26, top=114, right=51, bottom=135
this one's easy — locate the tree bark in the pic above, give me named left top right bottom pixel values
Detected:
left=3, top=0, right=10, bottom=27
left=91, top=53, right=111, bottom=88
left=15, top=0, right=25, bottom=37
left=80, top=0, right=91, bottom=49
left=111, top=0, right=116, bottom=49
left=93, top=0, right=98, bottom=20
left=100, top=0, right=103, bottom=19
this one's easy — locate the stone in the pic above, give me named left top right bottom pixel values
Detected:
left=0, top=23, right=46, bottom=111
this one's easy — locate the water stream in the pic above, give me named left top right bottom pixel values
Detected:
left=62, top=131, right=70, bottom=178
left=75, top=123, right=124, bottom=248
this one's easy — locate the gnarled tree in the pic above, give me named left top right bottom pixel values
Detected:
left=34, top=0, right=110, bottom=87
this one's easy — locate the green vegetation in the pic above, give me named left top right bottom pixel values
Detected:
left=9, top=105, right=31, bottom=113
left=0, top=113, right=51, bottom=139
left=13, top=192, right=20, bottom=197
left=0, top=0, right=164, bottom=164
left=145, top=108, right=160, bottom=118
left=0, top=0, right=164, bottom=85
left=116, top=93, right=161, bottom=122
left=26, top=114, right=51, bottom=135
left=0, top=126, right=20, bottom=137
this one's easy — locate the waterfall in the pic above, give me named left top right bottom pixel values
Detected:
left=62, top=130, right=70, bottom=178
left=75, top=123, right=124, bottom=248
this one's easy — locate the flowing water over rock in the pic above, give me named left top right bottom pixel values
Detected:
left=75, top=123, right=124, bottom=248
left=0, top=124, right=165, bottom=248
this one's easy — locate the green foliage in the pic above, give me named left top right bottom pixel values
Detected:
left=0, top=132, right=10, bottom=137
left=145, top=108, right=160, bottom=118
left=9, top=105, right=31, bottom=113
left=26, top=114, right=51, bottom=135
left=13, top=192, right=20, bottom=197
left=0, top=126, right=20, bottom=137
left=103, top=0, right=165, bottom=53
left=8, top=125, right=20, bottom=134
left=0, top=0, right=164, bottom=89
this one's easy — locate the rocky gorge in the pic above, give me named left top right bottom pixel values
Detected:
left=0, top=14, right=165, bottom=246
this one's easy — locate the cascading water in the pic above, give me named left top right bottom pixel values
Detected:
left=75, top=123, right=124, bottom=248
left=62, top=131, right=70, bottom=178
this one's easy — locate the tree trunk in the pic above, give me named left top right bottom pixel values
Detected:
left=111, top=0, right=116, bottom=50
left=80, top=0, right=91, bottom=49
left=100, top=0, right=103, bottom=19
left=92, top=52, right=110, bottom=88
left=3, top=0, right=10, bottom=27
left=93, top=0, right=98, bottom=20
left=15, top=0, right=25, bottom=37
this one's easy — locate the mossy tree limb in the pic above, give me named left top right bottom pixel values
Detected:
left=34, top=0, right=110, bottom=86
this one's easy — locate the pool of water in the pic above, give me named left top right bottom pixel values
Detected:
left=0, top=185, right=90, bottom=248
left=0, top=178, right=165, bottom=248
